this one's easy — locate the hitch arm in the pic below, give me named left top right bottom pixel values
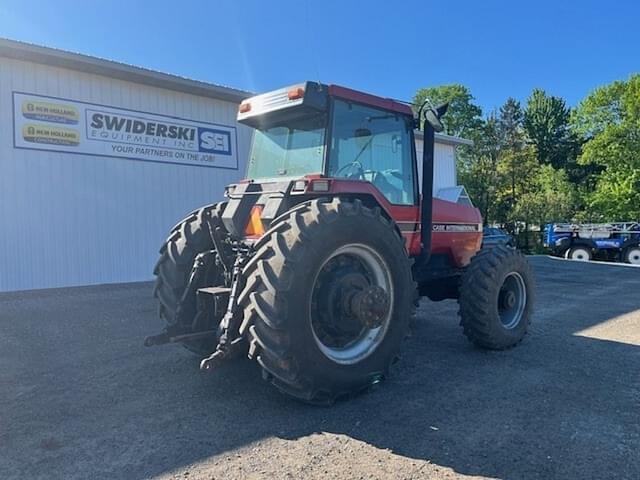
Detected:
left=208, top=213, right=233, bottom=277
left=199, top=246, right=248, bottom=371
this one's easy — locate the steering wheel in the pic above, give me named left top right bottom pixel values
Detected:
left=372, top=170, right=404, bottom=204
left=335, top=160, right=364, bottom=179
left=381, top=168, right=403, bottom=180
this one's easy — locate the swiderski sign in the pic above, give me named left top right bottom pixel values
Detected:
left=13, top=92, right=238, bottom=169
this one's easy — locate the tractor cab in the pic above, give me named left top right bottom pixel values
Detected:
left=238, top=82, right=417, bottom=206
left=224, top=82, right=447, bottom=258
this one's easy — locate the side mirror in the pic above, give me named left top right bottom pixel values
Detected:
left=354, top=128, right=372, bottom=148
left=424, top=102, right=448, bottom=133
left=355, top=128, right=372, bottom=138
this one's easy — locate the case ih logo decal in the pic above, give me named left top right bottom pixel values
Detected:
left=13, top=92, right=238, bottom=169
left=432, top=223, right=482, bottom=233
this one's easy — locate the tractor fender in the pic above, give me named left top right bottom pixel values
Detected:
left=621, top=237, right=640, bottom=251
left=553, top=236, right=571, bottom=254
left=324, top=179, right=420, bottom=254
left=346, top=193, right=406, bottom=239
left=570, top=238, right=597, bottom=250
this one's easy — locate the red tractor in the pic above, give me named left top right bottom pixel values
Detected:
left=146, top=82, right=534, bottom=403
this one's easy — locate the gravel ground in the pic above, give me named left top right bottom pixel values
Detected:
left=1, top=256, right=638, bottom=480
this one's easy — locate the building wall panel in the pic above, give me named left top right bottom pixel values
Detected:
left=414, top=138, right=457, bottom=194
left=0, top=58, right=250, bottom=291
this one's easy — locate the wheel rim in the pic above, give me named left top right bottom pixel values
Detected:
left=571, top=248, right=590, bottom=261
left=310, top=244, right=394, bottom=365
left=498, top=272, right=527, bottom=329
left=627, top=248, right=640, bottom=264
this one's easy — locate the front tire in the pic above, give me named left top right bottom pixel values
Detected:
left=624, top=246, right=640, bottom=265
left=567, top=246, right=592, bottom=261
left=237, top=198, right=415, bottom=404
left=458, top=245, right=534, bottom=350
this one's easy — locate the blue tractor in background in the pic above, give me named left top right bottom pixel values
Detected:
left=543, top=222, right=640, bottom=264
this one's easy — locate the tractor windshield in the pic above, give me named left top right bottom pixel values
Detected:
left=246, top=113, right=327, bottom=180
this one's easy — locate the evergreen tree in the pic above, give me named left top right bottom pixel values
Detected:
left=523, top=89, right=573, bottom=169
left=498, top=97, right=524, bottom=151
left=496, top=98, right=525, bottom=226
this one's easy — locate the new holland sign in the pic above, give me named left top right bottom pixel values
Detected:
left=13, top=92, right=238, bottom=169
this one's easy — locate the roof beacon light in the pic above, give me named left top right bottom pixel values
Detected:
left=239, top=102, right=251, bottom=113
left=288, top=87, right=305, bottom=101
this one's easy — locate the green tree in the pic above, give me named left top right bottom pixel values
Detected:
left=496, top=98, right=525, bottom=223
left=458, top=115, right=501, bottom=222
left=498, top=97, right=525, bottom=150
left=523, top=88, right=573, bottom=168
left=570, top=80, right=627, bottom=138
left=495, top=146, right=538, bottom=226
left=512, top=164, right=577, bottom=226
left=570, top=75, right=640, bottom=220
left=413, top=84, right=483, bottom=137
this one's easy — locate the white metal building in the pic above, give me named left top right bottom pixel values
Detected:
left=0, top=39, right=470, bottom=292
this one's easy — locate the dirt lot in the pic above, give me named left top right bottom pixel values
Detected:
left=1, top=256, right=638, bottom=479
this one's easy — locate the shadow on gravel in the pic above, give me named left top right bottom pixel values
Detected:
left=1, top=257, right=638, bottom=479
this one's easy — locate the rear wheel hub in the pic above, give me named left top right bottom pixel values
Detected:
left=349, top=286, right=390, bottom=329
left=310, top=244, right=394, bottom=365
left=498, top=272, right=527, bottom=329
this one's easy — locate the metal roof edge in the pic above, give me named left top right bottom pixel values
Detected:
left=414, top=130, right=474, bottom=147
left=0, top=38, right=478, bottom=141
left=0, top=37, right=252, bottom=103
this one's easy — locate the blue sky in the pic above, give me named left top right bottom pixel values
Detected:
left=1, top=0, right=638, bottom=114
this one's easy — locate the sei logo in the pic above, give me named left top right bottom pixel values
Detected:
left=198, top=127, right=232, bottom=155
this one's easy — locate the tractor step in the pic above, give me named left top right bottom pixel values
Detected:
left=144, top=287, right=232, bottom=348
left=198, top=286, right=231, bottom=296
left=197, top=286, right=231, bottom=320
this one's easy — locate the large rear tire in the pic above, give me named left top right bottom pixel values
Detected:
left=458, top=245, right=534, bottom=350
left=153, top=203, right=227, bottom=356
left=237, top=198, right=415, bottom=404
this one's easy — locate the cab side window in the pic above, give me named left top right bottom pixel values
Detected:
left=328, top=100, right=417, bottom=205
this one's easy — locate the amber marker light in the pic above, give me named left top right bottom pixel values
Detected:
left=287, top=87, right=305, bottom=100
left=244, top=205, right=265, bottom=237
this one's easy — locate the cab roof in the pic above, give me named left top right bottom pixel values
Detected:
left=328, top=84, right=414, bottom=117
